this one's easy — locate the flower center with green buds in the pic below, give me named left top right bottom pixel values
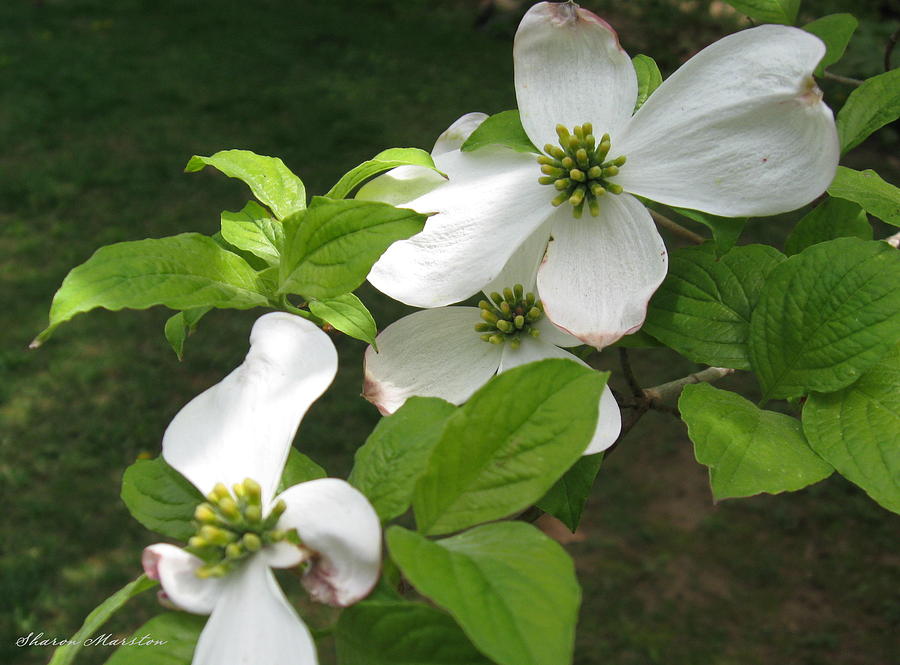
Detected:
left=537, top=123, right=626, bottom=219
left=188, top=478, right=300, bottom=579
left=474, top=284, right=543, bottom=349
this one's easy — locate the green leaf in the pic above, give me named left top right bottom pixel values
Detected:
left=460, top=110, right=539, bottom=154
left=219, top=201, right=284, bottom=266
left=536, top=453, right=603, bottom=532
left=749, top=238, right=900, bottom=400
left=644, top=244, right=785, bottom=370
left=680, top=383, right=833, bottom=500
left=326, top=147, right=442, bottom=200
left=836, top=69, right=900, bottom=154
left=723, top=0, right=799, bottom=24
left=121, top=456, right=204, bottom=540
left=276, top=448, right=327, bottom=494
left=387, top=523, right=579, bottom=665
left=47, top=574, right=158, bottom=665
left=186, top=149, right=306, bottom=220
left=349, top=396, right=457, bottom=522
left=34, top=233, right=269, bottom=346
left=671, top=206, right=746, bottom=255
left=784, top=197, right=871, bottom=256
left=279, top=197, right=427, bottom=300
left=104, top=612, right=205, bottom=665
left=828, top=167, right=900, bottom=227
left=164, top=307, right=210, bottom=360
left=336, top=600, right=493, bottom=665
left=803, top=346, right=900, bottom=514
left=308, top=293, right=378, bottom=346
left=412, top=358, right=608, bottom=535
left=802, top=14, right=857, bottom=77
left=632, top=54, right=662, bottom=111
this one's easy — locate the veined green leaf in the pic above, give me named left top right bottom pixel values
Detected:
left=103, top=612, right=205, bottom=665
left=723, top=0, right=799, bottom=25
left=326, top=147, right=443, bottom=200
left=164, top=307, right=210, bottom=360
left=34, top=233, right=269, bottom=346
left=828, top=167, right=900, bottom=227
left=186, top=149, right=305, bottom=220
left=632, top=54, right=662, bottom=111
left=387, top=523, right=579, bottom=665
left=802, top=14, right=857, bottom=77
left=784, top=197, right=871, bottom=256
left=276, top=448, right=327, bottom=493
left=461, top=110, right=538, bottom=154
left=836, top=69, right=900, bottom=154
left=536, top=453, right=603, bottom=532
left=121, top=456, right=204, bottom=540
left=219, top=201, right=284, bottom=266
left=308, top=293, right=378, bottom=346
left=680, top=383, right=833, bottom=500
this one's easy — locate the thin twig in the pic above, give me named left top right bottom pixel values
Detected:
left=618, top=348, right=642, bottom=397
left=649, top=210, right=705, bottom=245
left=642, top=366, right=734, bottom=404
left=886, top=27, right=899, bottom=72
left=823, top=71, right=863, bottom=86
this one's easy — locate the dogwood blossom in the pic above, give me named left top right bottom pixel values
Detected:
left=365, top=1, right=839, bottom=348
left=141, top=313, right=381, bottom=665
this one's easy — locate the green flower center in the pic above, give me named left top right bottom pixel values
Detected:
left=188, top=478, right=300, bottom=578
left=474, top=284, right=543, bottom=349
left=537, top=123, right=626, bottom=218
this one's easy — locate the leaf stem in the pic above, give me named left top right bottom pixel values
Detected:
left=822, top=71, right=863, bottom=86
left=649, top=210, right=705, bottom=245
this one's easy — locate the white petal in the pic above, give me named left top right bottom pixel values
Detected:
left=368, top=148, right=554, bottom=307
left=363, top=307, right=502, bottom=414
left=616, top=25, right=839, bottom=216
left=537, top=195, right=667, bottom=349
left=432, top=112, right=489, bottom=155
left=277, top=478, right=382, bottom=607
left=482, top=225, right=550, bottom=297
left=141, top=544, right=222, bottom=615
left=355, top=164, right=446, bottom=207
left=498, top=341, right=621, bottom=454
left=514, top=1, right=636, bottom=152
left=193, top=557, right=317, bottom=665
left=533, top=315, right=582, bottom=348
left=162, top=313, right=338, bottom=505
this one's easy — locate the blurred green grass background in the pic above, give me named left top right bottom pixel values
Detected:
left=2, top=1, right=898, bottom=664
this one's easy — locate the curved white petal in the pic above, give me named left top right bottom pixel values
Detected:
left=537, top=195, right=667, bottom=349
left=162, top=313, right=338, bottom=505
left=514, top=1, right=636, bottom=152
left=277, top=478, right=382, bottom=607
left=368, top=148, right=554, bottom=307
left=141, top=544, right=222, bottom=615
left=498, top=341, right=621, bottom=454
left=193, top=556, right=317, bottom=665
left=533, top=315, right=582, bottom=348
left=616, top=25, right=839, bottom=216
left=355, top=165, right=446, bottom=207
left=432, top=112, right=489, bottom=155
left=482, top=224, right=551, bottom=297
left=363, top=307, right=502, bottom=414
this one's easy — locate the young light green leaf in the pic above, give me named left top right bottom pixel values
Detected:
left=276, top=448, right=327, bottom=494
left=185, top=149, right=305, bottom=220
left=34, top=234, right=270, bottom=346
left=336, top=600, right=493, bottom=665
left=47, top=574, right=158, bottom=665
left=460, top=110, right=539, bottom=154
left=121, top=456, right=204, bottom=540
left=279, top=197, right=427, bottom=300
left=632, top=54, right=662, bottom=111
left=644, top=244, right=785, bottom=370
left=219, top=201, right=284, bottom=266
left=836, top=68, right=900, bottom=154
left=412, top=359, right=608, bottom=535
left=802, top=14, right=857, bottom=77
left=784, top=197, right=871, bottom=256
left=326, top=147, right=443, bottom=200
left=750, top=238, right=900, bottom=400
left=680, top=383, right=833, bottom=500
left=671, top=206, right=746, bottom=255
left=104, top=612, right=205, bottom=665
left=164, top=307, right=210, bottom=361
left=308, top=293, right=378, bottom=346
left=535, top=453, right=603, bottom=532
left=723, top=0, right=799, bottom=24
left=387, top=523, right=580, bottom=665
left=803, top=346, right=900, bottom=514
left=349, top=396, right=457, bottom=522
left=827, top=167, right=900, bottom=227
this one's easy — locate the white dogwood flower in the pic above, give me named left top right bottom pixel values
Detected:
left=365, top=1, right=839, bottom=348
left=142, top=313, right=381, bottom=665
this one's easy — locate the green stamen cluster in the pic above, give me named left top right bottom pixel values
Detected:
left=188, top=478, right=299, bottom=578
left=537, top=123, right=626, bottom=218
left=474, top=284, right=543, bottom=349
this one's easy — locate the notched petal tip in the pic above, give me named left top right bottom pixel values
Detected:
left=536, top=1, right=624, bottom=52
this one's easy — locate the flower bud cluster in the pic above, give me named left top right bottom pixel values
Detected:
left=475, top=284, right=543, bottom=349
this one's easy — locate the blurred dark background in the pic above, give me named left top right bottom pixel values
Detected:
left=2, top=1, right=898, bottom=664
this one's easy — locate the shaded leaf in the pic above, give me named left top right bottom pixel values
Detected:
left=784, top=197, right=871, bottom=256
left=828, top=167, right=900, bottom=227
left=121, top=457, right=204, bottom=541
left=461, top=110, right=538, bottom=154
left=308, top=293, right=378, bottom=346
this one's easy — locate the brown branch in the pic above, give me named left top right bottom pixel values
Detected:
left=823, top=71, right=863, bottom=86
left=649, top=210, right=705, bottom=245
left=618, top=348, right=642, bottom=397
left=886, top=27, right=899, bottom=72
